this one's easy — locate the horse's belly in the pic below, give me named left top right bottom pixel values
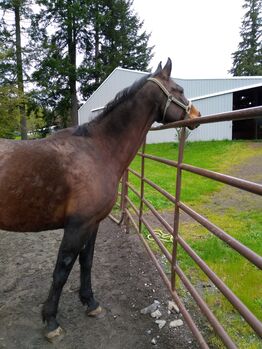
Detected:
left=0, top=182, right=67, bottom=232
left=0, top=209, right=65, bottom=232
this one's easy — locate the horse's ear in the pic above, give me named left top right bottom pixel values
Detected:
left=152, top=61, right=162, bottom=76
left=162, top=58, right=172, bottom=79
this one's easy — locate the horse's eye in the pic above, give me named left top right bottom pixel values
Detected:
left=173, top=85, right=183, bottom=94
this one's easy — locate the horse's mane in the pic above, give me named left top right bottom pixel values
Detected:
left=98, top=73, right=150, bottom=119
left=74, top=72, right=151, bottom=137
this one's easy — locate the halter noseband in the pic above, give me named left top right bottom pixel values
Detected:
left=147, top=77, right=192, bottom=123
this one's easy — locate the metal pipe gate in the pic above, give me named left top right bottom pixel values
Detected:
left=110, top=106, right=262, bottom=348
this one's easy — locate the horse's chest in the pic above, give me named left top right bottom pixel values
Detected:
left=67, top=171, right=118, bottom=222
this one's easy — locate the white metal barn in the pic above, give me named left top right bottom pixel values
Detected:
left=78, top=68, right=262, bottom=143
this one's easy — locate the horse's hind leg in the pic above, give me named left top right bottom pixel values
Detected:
left=42, top=221, right=86, bottom=340
left=79, top=224, right=101, bottom=315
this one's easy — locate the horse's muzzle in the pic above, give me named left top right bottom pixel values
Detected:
left=187, top=104, right=201, bottom=130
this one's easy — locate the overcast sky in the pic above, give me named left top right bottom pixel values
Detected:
left=132, top=0, right=245, bottom=78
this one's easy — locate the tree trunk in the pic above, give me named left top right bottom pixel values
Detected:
left=14, top=2, right=27, bottom=140
left=94, top=3, right=100, bottom=86
left=67, top=2, right=78, bottom=126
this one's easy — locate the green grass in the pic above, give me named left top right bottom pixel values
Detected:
left=177, top=208, right=262, bottom=348
left=123, top=140, right=262, bottom=348
left=129, top=140, right=261, bottom=209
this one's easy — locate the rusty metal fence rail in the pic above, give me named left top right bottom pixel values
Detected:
left=109, top=106, right=262, bottom=348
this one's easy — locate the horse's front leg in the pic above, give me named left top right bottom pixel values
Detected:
left=79, top=224, right=101, bottom=316
left=42, top=221, right=87, bottom=340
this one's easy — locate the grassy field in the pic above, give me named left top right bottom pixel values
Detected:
left=125, top=140, right=262, bottom=348
left=129, top=140, right=261, bottom=208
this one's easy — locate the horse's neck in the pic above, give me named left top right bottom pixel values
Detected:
left=93, top=94, right=156, bottom=177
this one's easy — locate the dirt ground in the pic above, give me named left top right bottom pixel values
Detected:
left=0, top=218, right=198, bottom=349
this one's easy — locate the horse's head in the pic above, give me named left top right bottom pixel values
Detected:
left=148, top=58, right=201, bottom=129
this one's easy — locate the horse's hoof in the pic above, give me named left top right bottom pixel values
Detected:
left=45, top=326, right=64, bottom=343
left=87, top=305, right=105, bottom=318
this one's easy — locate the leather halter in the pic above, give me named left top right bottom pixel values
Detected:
left=148, top=77, right=192, bottom=123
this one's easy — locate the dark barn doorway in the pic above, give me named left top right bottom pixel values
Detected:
left=233, top=86, right=262, bottom=140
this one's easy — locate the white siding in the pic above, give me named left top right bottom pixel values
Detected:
left=194, top=93, right=232, bottom=116
left=147, top=128, right=177, bottom=143
left=177, top=77, right=262, bottom=99
left=189, top=94, right=232, bottom=141
left=186, top=121, right=232, bottom=142
left=147, top=120, right=232, bottom=143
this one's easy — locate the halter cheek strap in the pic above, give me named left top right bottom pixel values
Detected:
left=147, top=77, right=192, bottom=122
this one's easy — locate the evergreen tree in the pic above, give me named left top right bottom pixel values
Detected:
left=1, top=1, right=153, bottom=129
left=0, top=84, right=20, bottom=138
left=30, top=0, right=88, bottom=126
left=230, top=0, right=262, bottom=76
left=0, top=30, right=16, bottom=85
left=79, top=0, right=153, bottom=98
left=31, top=0, right=153, bottom=125
left=0, top=0, right=32, bottom=138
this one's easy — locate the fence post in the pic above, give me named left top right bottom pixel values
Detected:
left=121, top=169, right=130, bottom=233
left=171, top=127, right=186, bottom=291
left=139, top=140, right=146, bottom=234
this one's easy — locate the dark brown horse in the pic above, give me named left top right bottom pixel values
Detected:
left=0, top=59, right=200, bottom=340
